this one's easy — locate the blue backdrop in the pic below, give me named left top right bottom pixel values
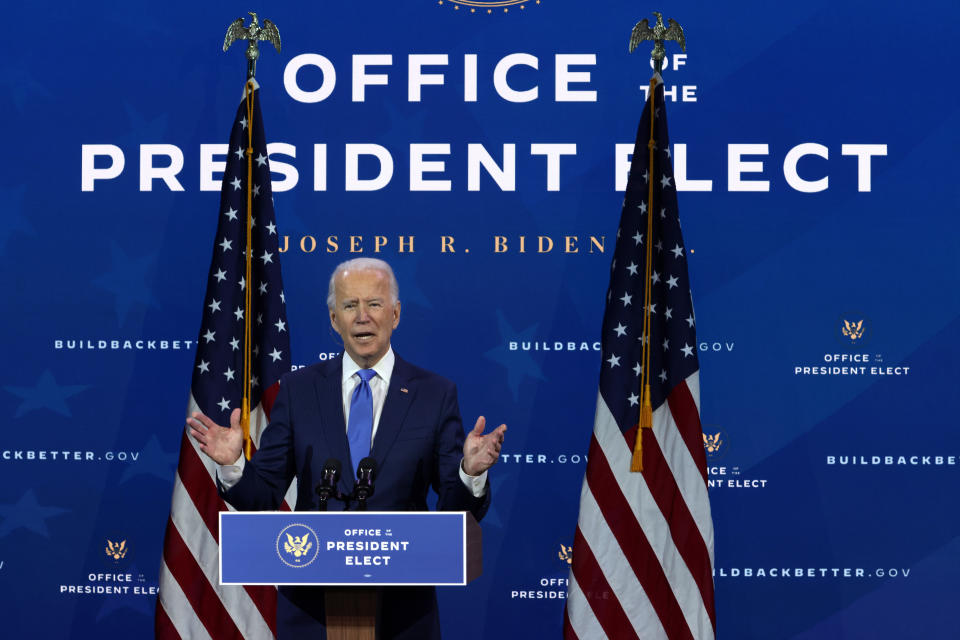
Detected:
left=2, top=1, right=958, bottom=638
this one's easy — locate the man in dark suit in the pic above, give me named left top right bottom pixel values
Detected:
left=187, top=257, right=506, bottom=639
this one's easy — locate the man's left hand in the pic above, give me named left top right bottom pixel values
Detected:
left=463, top=416, right=507, bottom=477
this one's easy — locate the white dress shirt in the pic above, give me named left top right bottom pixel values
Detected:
left=218, top=347, right=487, bottom=496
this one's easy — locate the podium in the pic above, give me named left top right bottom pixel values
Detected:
left=220, top=511, right=482, bottom=639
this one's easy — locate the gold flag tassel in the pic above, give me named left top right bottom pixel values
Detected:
left=242, top=80, right=256, bottom=460
left=631, top=76, right=658, bottom=472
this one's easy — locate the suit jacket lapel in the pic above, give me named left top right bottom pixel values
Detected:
left=314, top=356, right=353, bottom=493
left=371, top=354, right=416, bottom=469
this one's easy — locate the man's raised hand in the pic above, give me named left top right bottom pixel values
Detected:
left=462, top=416, right=507, bottom=477
left=187, top=408, right=244, bottom=466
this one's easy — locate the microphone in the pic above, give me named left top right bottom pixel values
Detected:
left=354, top=457, right=378, bottom=511
left=314, top=458, right=342, bottom=511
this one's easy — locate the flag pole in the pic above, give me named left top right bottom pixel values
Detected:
left=242, top=83, right=255, bottom=459
left=222, top=11, right=282, bottom=459
left=628, top=12, right=686, bottom=472
left=632, top=74, right=657, bottom=472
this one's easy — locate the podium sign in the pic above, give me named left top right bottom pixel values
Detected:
left=219, top=511, right=480, bottom=586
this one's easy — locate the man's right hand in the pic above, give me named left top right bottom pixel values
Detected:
left=187, top=408, right=244, bottom=465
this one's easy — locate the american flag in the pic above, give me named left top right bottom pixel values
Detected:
left=564, top=78, right=716, bottom=639
left=156, top=81, right=295, bottom=639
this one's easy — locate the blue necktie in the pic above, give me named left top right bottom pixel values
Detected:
left=347, top=369, right=377, bottom=473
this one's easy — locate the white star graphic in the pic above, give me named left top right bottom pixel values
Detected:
left=224, top=367, right=235, bottom=381
left=280, top=290, right=286, bottom=304
left=251, top=375, right=259, bottom=388
left=660, top=207, right=667, bottom=219
left=620, top=292, right=633, bottom=306
left=218, top=397, right=230, bottom=412
left=665, top=147, right=672, bottom=159
left=197, top=360, right=210, bottom=374
left=256, top=313, right=263, bottom=325
left=275, top=318, right=286, bottom=333
left=633, top=231, right=643, bottom=245
left=239, top=116, right=247, bottom=130
left=671, top=244, right=684, bottom=258
left=203, top=329, right=215, bottom=343
left=686, top=314, right=695, bottom=328
left=665, top=307, right=673, bottom=320
left=224, top=207, right=238, bottom=221
left=662, top=338, right=670, bottom=350
left=214, top=269, right=227, bottom=283
left=655, top=239, right=663, bottom=252
left=651, top=271, right=661, bottom=284
left=234, top=306, right=243, bottom=321
left=231, top=177, right=242, bottom=190
left=255, top=153, right=267, bottom=167
left=260, top=250, right=273, bottom=264
left=266, top=221, right=277, bottom=236
left=613, top=323, right=627, bottom=337
left=633, top=362, right=642, bottom=376
left=220, top=237, right=232, bottom=252
left=628, top=393, right=639, bottom=407
left=208, top=299, right=221, bottom=313
left=626, top=262, right=639, bottom=276
left=234, top=147, right=245, bottom=160
left=230, top=337, right=240, bottom=351
left=647, top=302, right=657, bottom=314
left=269, top=348, right=283, bottom=362
left=642, top=169, right=649, bottom=184
left=637, top=201, right=647, bottom=214
left=666, top=275, right=679, bottom=289
left=681, top=343, right=694, bottom=358
left=253, top=344, right=260, bottom=356
left=659, top=369, right=667, bottom=382
left=253, top=184, right=261, bottom=197
left=239, top=276, right=245, bottom=291
left=258, top=282, right=268, bottom=295
left=607, top=354, right=621, bottom=368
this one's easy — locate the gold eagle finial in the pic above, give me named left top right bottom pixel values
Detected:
left=629, top=12, right=686, bottom=76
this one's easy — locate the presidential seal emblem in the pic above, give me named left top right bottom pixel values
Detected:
left=437, top=0, right=541, bottom=15
left=702, top=425, right=729, bottom=461
left=837, top=312, right=872, bottom=348
left=276, top=523, right=320, bottom=568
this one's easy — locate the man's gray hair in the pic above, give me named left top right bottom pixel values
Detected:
left=326, top=258, right=400, bottom=309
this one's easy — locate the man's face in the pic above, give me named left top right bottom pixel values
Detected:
left=329, top=268, right=400, bottom=368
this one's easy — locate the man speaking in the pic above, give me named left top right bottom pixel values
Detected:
left=187, top=257, right=507, bottom=639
